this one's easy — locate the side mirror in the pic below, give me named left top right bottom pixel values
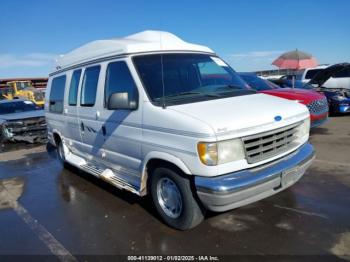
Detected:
left=107, top=92, right=138, bottom=110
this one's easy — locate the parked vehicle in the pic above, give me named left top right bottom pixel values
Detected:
left=1, top=80, right=45, bottom=107
left=308, top=63, right=350, bottom=114
left=321, top=89, right=350, bottom=114
left=238, top=73, right=328, bottom=128
left=270, top=77, right=315, bottom=90
left=273, top=64, right=350, bottom=114
left=300, top=64, right=350, bottom=90
left=0, top=99, right=47, bottom=143
left=299, top=65, right=327, bottom=83
left=45, top=31, right=314, bottom=230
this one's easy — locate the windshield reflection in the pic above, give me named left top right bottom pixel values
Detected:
left=133, top=53, right=253, bottom=106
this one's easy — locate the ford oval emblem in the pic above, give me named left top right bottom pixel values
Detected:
left=275, top=116, right=282, bottom=122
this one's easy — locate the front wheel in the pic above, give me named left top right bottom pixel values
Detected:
left=150, top=167, right=204, bottom=230
left=56, top=139, right=66, bottom=165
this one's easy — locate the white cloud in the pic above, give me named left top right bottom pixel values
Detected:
left=225, top=50, right=285, bottom=71
left=229, top=50, right=284, bottom=59
left=0, top=53, right=57, bottom=68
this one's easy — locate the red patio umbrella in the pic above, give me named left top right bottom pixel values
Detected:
left=272, top=49, right=318, bottom=87
left=272, top=49, right=318, bottom=70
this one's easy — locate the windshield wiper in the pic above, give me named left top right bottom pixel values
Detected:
left=164, top=91, right=202, bottom=98
left=216, top=84, right=245, bottom=90
left=158, top=91, right=220, bottom=100
left=215, top=85, right=257, bottom=95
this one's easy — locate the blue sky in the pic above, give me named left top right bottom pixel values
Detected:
left=0, top=0, right=349, bottom=78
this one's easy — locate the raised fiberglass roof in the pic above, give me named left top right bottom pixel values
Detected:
left=54, top=30, right=215, bottom=71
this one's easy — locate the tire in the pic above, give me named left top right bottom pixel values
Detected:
left=56, top=138, right=66, bottom=165
left=150, top=166, right=204, bottom=230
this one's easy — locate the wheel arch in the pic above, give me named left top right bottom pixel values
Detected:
left=140, top=151, right=192, bottom=196
left=51, top=129, right=64, bottom=147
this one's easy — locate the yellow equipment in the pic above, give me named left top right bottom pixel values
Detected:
left=1, top=81, right=45, bottom=106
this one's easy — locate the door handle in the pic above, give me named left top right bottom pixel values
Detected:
left=80, top=122, right=85, bottom=132
left=102, top=125, right=106, bottom=136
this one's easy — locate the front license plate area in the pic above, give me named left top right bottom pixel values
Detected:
left=281, top=166, right=301, bottom=188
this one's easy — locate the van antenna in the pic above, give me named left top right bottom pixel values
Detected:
left=160, top=31, right=166, bottom=109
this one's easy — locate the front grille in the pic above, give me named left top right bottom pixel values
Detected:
left=6, top=117, right=47, bottom=136
left=242, top=122, right=301, bottom=164
left=307, top=98, right=328, bottom=115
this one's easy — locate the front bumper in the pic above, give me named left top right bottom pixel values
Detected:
left=310, top=113, right=328, bottom=128
left=195, top=143, right=315, bottom=212
left=1, top=124, right=47, bottom=143
left=332, top=102, right=350, bottom=113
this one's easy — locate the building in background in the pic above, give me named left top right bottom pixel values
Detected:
left=255, top=69, right=303, bottom=79
left=0, top=77, right=48, bottom=90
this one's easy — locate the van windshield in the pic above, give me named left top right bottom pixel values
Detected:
left=133, top=53, right=254, bottom=106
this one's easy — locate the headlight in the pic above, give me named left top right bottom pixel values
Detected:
left=333, top=95, right=346, bottom=101
left=197, top=142, right=218, bottom=166
left=295, top=118, right=310, bottom=138
left=197, top=139, right=245, bottom=166
left=2, top=127, right=13, bottom=138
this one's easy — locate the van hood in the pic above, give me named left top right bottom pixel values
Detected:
left=169, top=93, right=309, bottom=138
left=259, top=88, right=325, bottom=105
left=308, top=63, right=350, bottom=87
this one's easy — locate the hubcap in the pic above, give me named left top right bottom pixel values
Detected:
left=156, top=177, right=183, bottom=219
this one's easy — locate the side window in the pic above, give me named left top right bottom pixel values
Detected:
left=49, top=75, right=66, bottom=113
left=104, top=61, right=138, bottom=106
left=334, top=68, right=350, bottom=78
left=305, top=69, right=323, bottom=79
left=68, top=69, right=82, bottom=106
left=81, top=65, right=100, bottom=107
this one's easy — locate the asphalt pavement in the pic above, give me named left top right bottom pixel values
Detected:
left=0, top=116, right=349, bottom=261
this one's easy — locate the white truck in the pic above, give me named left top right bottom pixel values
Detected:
left=45, top=31, right=315, bottom=230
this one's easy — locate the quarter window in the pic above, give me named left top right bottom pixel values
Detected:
left=305, top=69, right=323, bottom=79
left=49, top=75, right=66, bottom=113
left=105, top=61, right=138, bottom=107
left=68, top=69, right=82, bottom=106
left=334, top=68, right=350, bottom=78
left=81, top=65, right=100, bottom=107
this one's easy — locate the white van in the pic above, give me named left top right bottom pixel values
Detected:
left=45, top=31, right=315, bottom=230
left=300, top=65, right=350, bottom=89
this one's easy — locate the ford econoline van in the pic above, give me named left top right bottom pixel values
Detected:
left=45, top=31, right=315, bottom=230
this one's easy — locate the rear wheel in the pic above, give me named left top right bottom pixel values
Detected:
left=150, top=166, right=204, bottom=230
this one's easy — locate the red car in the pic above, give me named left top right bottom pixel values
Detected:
left=239, top=73, right=328, bottom=128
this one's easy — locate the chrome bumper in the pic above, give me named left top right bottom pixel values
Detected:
left=195, top=143, right=315, bottom=212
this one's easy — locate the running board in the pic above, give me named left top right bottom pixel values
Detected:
left=64, top=147, right=87, bottom=167
left=63, top=145, right=141, bottom=196
left=80, top=163, right=140, bottom=195
left=80, top=164, right=103, bottom=177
